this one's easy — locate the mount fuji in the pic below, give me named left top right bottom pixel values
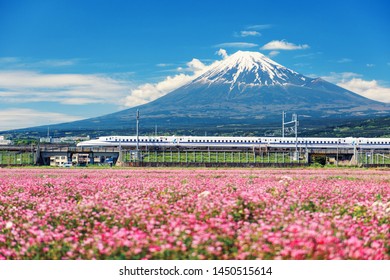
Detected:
left=18, top=51, right=390, bottom=134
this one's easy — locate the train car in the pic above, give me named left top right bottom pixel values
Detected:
left=77, top=135, right=390, bottom=150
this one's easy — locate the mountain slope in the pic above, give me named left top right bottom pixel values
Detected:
left=13, top=51, right=390, bottom=133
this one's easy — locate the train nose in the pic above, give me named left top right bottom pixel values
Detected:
left=77, top=140, right=93, bottom=147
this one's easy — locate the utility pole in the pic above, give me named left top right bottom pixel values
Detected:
left=282, top=111, right=285, bottom=138
left=136, top=110, right=139, bottom=151
left=136, top=110, right=140, bottom=161
left=294, top=113, right=298, bottom=160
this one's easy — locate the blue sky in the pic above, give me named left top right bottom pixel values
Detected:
left=0, top=0, right=389, bottom=130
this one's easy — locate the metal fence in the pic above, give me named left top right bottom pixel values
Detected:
left=0, top=151, right=35, bottom=166
left=121, top=149, right=305, bottom=164
left=1, top=148, right=390, bottom=167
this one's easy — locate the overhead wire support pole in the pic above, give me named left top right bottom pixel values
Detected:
left=283, top=112, right=299, bottom=161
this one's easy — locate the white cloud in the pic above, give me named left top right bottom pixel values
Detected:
left=294, top=52, right=322, bottom=59
left=124, top=58, right=213, bottom=107
left=186, top=58, right=207, bottom=72
left=214, top=42, right=258, bottom=48
left=246, top=24, right=272, bottom=30
left=156, top=63, right=172, bottom=67
left=261, top=40, right=309, bottom=50
left=322, top=72, right=390, bottom=103
left=238, top=31, right=261, bottom=37
left=366, top=64, right=375, bottom=68
left=124, top=74, right=194, bottom=107
left=0, top=108, right=81, bottom=131
left=337, top=58, right=352, bottom=63
left=216, top=48, right=228, bottom=59
left=0, top=57, right=79, bottom=68
left=337, top=78, right=390, bottom=103
left=0, top=57, right=20, bottom=64
left=0, top=70, right=132, bottom=105
left=268, top=51, right=280, bottom=57
left=35, top=59, right=78, bottom=67
left=321, top=72, right=362, bottom=84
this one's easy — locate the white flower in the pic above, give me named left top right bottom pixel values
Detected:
left=5, top=221, right=13, bottom=229
left=198, top=191, right=211, bottom=198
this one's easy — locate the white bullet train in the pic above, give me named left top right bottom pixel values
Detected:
left=77, top=135, right=390, bottom=150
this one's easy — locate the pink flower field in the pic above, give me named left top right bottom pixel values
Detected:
left=0, top=168, right=389, bottom=260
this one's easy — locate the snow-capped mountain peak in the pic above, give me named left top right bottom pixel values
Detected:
left=195, top=51, right=308, bottom=90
